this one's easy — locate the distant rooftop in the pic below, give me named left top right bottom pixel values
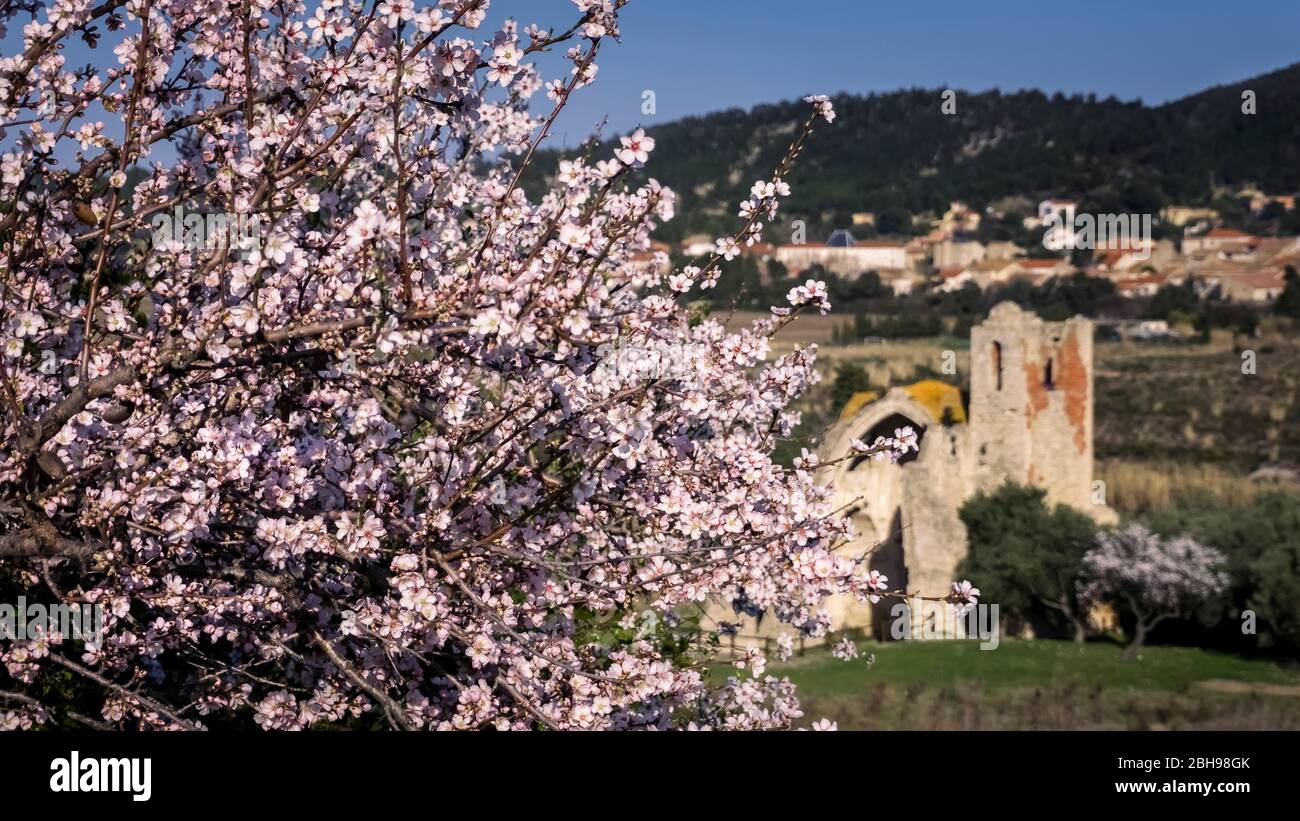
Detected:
left=1205, top=228, right=1254, bottom=239
left=826, top=229, right=856, bottom=247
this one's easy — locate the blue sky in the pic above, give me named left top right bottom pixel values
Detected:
left=488, top=0, right=1300, bottom=145
left=5, top=0, right=1297, bottom=151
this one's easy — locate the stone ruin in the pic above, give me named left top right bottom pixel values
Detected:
left=723, top=301, right=1116, bottom=647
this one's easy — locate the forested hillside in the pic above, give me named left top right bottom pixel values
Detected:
left=525, top=62, right=1300, bottom=243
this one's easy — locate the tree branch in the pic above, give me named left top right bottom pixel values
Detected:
left=310, top=630, right=414, bottom=731
left=0, top=507, right=97, bottom=561
left=16, top=365, right=138, bottom=457
left=47, top=653, right=202, bottom=730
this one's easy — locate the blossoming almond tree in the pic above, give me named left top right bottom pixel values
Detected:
left=1079, top=525, right=1227, bottom=658
left=0, top=0, right=973, bottom=730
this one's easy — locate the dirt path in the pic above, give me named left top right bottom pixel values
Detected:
left=1195, top=679, right=1300, bottom=698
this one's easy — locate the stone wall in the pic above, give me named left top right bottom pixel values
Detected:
left=898, top=424, right=973, bottom=637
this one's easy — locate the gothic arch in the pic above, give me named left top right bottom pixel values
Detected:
left=822, top=388, right=939, bottom=481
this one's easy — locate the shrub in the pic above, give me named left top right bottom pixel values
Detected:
left=958, top=484, right=1098, bottom=641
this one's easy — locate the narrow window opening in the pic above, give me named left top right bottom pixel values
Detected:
left=992, top=341, right=1003, bottom=391
left=1044, top=357, right=1055, bottom=390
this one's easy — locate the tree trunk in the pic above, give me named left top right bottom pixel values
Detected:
left=1053, top=595, right=1086, bottom=643
left=1123, top=621, right=1147, bottom=658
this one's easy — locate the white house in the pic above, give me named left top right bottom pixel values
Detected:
left=773, top=230, right=908, bottom=277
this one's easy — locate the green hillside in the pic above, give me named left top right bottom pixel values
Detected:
left=525, top=62, right=1300, bottom=244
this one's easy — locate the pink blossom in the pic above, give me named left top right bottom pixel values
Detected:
left=0, top=0, right=938, bottom=732
left=615, top=128, right=655, bottom=165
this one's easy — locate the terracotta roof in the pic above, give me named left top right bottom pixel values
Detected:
left=1255, top=237, right=1299, bottom=256
left=1205, top=228, right=1254, bottom=239
left=1193, top=260, right=1255, bottom=274
left=1222, top=269, right=1285, bottom=289
left=1115, top=273, right=1168, bottom=287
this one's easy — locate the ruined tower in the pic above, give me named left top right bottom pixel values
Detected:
left=968, top=301, right=1097, bottom=513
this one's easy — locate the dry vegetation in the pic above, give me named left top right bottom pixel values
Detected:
left=1097, top=459, right=1277, bottom=517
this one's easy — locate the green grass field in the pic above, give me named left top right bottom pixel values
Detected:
left=762, top=640, right=1300, bottom=730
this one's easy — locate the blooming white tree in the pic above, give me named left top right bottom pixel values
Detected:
left=1079, top=525, right=1227, bottom=658
left=0, top=0, right=965, bottom=730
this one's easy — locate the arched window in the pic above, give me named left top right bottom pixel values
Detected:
left=1044, top=357, right=1055, bottom=390
left=992, top=341, right=1002, bottom=391
left=848, top=413, right=926, bottom=470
